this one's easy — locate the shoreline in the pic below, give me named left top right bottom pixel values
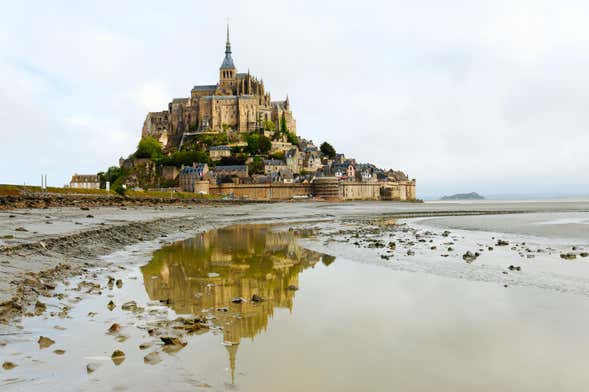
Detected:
left=2, top=200, right=589, bottom=323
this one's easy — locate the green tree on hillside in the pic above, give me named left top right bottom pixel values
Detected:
left=320, top=142, right=336, bottom=160
left=135, top=137, right=163, bottom=159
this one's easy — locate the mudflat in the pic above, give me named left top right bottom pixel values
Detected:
left=1, top=200, right=589, bottom=391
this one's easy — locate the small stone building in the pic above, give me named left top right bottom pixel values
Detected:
left=209, top=145, right=232, bottom=160
left=70, top=174, right=100, bottom=189
left=179, top=163, right=209, bottom=192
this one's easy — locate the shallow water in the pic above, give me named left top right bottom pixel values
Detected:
left=3, top=222, right=589, bottom=391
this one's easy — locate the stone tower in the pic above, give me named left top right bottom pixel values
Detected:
left=219, top=24, right=236, bottom=94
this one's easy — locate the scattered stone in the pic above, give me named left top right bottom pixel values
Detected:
left=462, top=251, right=478, bottom=263
left=86, top=363, right=99, bottom=373
left=496, top=239, right=509, bottom=246
left=442, top=230, right=451, bottom=237
left=86, top=215, right=94, bottom=218
left=406, top=250, right=415, bottom=256
left=108, top=323, right=121, bottom=333
left=139, top=342, right=152, bottom=350
left=580, top=253, right=589, bottom=258
left=38, top=336, right=55, bottom=349
left=231, top=297, right=246, bottom=304
left=144, top=351, right=162, bottom=365
left=160, top=337, right=187, bottom=347
left=115, top=279, right=123, bottom=288
left=251, top=294, right=264, bottom=302
left=508, top=265, right=521, bottom=271
left=287, top=285, right=299, bottom=291
left=107, top=300, right=116, bottom=311
left=111, top=350, right=126, bottom=366
left=2, top=361, right=17, bottom=370
left=34, top=300, right=47, bottom=315
left=15, top=227, right=28, bottom=232
left=53, top=349, right=66, bottom=355
left=121, top=301, right=137, bottom=311
left=488, top=246, right=494, bottom=251
left=560, top=253, right=577, bottom=260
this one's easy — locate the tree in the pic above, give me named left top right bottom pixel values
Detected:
left=248, top=156, right=265, bottom=175
left=246, top=133, right=272, bottom=155
left=135, top=137, right=163, bottom=159
left=280, top=112, right=288, bottom=133
left=263, top=120, right=276, bottom=133
left=246, top=133, right=260, bottom=155
left=320, top=142, right=336, bottom=160
left=258, top=135, right=272, bottom=154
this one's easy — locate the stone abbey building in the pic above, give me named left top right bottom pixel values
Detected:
left=142, top=26, right=296, bottom=148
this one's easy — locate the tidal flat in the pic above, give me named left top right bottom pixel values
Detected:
left=1, top=201, right=589, bottom=391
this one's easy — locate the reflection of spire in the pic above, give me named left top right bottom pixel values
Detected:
left=225, top=343, right=238, bottom=384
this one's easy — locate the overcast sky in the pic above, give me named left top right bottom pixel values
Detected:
left=1, top=0, right=588, bottom=198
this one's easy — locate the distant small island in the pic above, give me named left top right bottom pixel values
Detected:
left=440, top=192, right=485, bottom=201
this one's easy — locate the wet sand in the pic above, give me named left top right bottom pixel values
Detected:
left=1, top=200, right=589, bottom=390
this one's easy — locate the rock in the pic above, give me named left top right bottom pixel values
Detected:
left=53, top=349, right=66, bottom=355
left=121, top=301, right=137, bottom=311
left=462, top=251, right=478, bottom=263
left=287, top=285, right=299, bottom=291
left=580, top=252, right=589, bottom=258
left=80, top=207, right=90, bottom=211
left=111, top=350, right=126, bottom=366
left=86, top=215, right=94, bottom=218
left=251, top=294, right=264, bottom=302
left=442, top=230, right=451, bottom=237
left=406, top=250, right=415, bottom=256
left=107, top=300, right=116, bottom=311
left=231, top=297, right=246, bottom=304
left=160, top=337, right=187, bottom=347
left=115, top=279, right=123, bottom=288
left=34, top=301, right=47, bottom=315
left=38, top=336, right=55, bottom=349
left=496, top=239, right=509, bottom=246
left=2, top=361, right=17, bottom=370
left=86, top=363, right=99, bottom=373
left=139, top=342, right=152, bottom=350
left=15, top=227, right=28, bottom=232
left=108, top=323, right=121, bottom=333
left=144, top=351, right=162, bottom=365
left=560, top=253, right=577, bottom=260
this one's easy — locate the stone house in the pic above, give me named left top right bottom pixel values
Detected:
left=271, top=168, right=294, bottom=183
left=210, top=165, right=249, bottom=183
left=285, top=148, right=303, bottom=173
left=209, top=145, right=232, bottom=160
left=70, top=174, right=100, bottom=189
left=263, top=159, right=288, bottom=175
left=179, top=163, right=209, bottom=192
left=303, top=150, right=322, bottom=172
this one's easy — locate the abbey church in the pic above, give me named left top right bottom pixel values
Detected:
left=141, top=26, right=296, bottom=148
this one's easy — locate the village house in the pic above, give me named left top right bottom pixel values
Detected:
left=178, top=163, right=209, bottom=192
left=271, top=168, right=294, bottom=183
left=69, top=174, right=100, bottom=189
left=210, top=165, right=249, bottom=183
left=285, top=148, right=303, bottom=173
left=208, top=145, right=232, bottom=160
left=303, top=150, right=323, bottom=172
left=263, top=159, right=288, bottom=175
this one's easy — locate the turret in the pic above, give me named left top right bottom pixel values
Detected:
left=219, top=24, right=236, bottom=92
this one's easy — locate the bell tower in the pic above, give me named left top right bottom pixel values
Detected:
left=219, top=24, right=236, bottom=94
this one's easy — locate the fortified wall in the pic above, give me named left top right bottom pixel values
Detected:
left=201, top=179, right=416, bottom=201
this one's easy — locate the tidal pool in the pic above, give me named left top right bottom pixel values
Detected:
left=3, top=223, right=589, bottom=391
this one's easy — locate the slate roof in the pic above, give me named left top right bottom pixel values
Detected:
left=212, top=165, right=247, bottom=172
left=192, top=85, right=218, bottom=91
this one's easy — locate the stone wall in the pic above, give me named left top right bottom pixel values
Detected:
left=209, top=183, right=311, bottom=201
left=200, top=180, right=416, bottom=202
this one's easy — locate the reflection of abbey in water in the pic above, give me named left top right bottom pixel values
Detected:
left=141, top=226, right=334, bottom=345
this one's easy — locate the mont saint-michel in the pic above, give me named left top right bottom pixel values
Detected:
left=116, top=26, right=416, bottom=202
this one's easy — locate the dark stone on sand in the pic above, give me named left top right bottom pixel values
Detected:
left=251, top=294, right=264, bottom=302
